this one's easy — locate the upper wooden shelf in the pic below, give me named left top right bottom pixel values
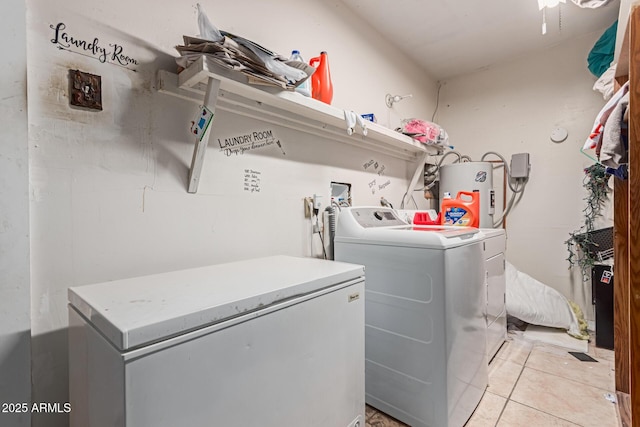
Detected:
left=157, top=56, right=439, bottom=174
left=614, top=0, right=640, bottom=78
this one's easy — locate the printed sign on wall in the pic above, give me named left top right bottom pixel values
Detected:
left=50, top=22, right=138, bottom=71
left=218, top=129, right=285, bottom=157
left=363, top=158, right=390, bottom=195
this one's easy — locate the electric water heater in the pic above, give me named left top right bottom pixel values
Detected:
left=439, top=162, right=495, bottom=228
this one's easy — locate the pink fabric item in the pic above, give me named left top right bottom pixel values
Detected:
left=402, top=119, right=440, bottom=144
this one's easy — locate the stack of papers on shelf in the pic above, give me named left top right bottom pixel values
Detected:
left=175, top=33, right=315, bottom=90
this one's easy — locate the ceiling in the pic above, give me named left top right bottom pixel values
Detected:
left=339, top=0, right=621, bottom=79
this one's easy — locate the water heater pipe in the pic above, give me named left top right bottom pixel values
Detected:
left=402, top=150, right=466, bottom=209
left=401, top=151, right=430, bottom=209
left=480, top=151, right=528, bottom=227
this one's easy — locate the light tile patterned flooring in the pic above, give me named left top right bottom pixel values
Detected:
left=365, top=332, right=619, bottom=427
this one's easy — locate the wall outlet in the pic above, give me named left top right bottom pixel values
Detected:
left=304, top=195, right=322, bottom=218
left=313, top=194, right=322, bottom=210
left=304, top=197, right=313, bottom=218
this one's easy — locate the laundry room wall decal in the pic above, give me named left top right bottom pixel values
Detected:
left=363, top=159, right=389, bottom=194
left=378, top=180, right=391, bottom=190
left=218, top=129, right=284, bottom=156
left=368, top=178, right=377, bottom=194
left=49, top=22, right=138, bottom=71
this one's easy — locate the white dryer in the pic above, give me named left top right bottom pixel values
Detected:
left=334, top=207, right=488, bottom=427
left=482, top=228, right=507, bottom=361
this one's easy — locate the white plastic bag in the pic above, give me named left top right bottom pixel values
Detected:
left=505, top=261, right=587, bottom=339
left=225, top=34, right=306, bottom=84
left=197, top=3, right=223, bottom=42
left=195, top=3, right=305, bottom=85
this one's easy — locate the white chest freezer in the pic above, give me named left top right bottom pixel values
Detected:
left=68, top=255, right=365, bottom=427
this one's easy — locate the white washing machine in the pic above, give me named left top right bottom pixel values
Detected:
left=334, top=207, right=488, bottom=427
left=395, top=210, right=507, bottom=361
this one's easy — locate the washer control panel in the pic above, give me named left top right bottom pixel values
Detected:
left=350, top=208, right=406, bottom=228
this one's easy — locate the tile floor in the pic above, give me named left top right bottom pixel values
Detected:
left=365, top=331, right=620, bottom=427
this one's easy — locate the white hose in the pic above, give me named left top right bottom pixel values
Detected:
left=481, top=151, right=528, bottom=228
left=493, top=179, right=521, bottom=227
left=481, top=151, right=526, bottom=194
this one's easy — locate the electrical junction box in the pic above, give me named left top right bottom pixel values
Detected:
left=510, top=153, right=530, bottom=179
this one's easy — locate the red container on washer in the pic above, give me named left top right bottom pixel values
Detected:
left=413, top=211, right=441, bottom=226
left=441, top=191, right=480, bottom=228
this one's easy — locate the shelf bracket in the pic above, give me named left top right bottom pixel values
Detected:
left=401, top=150, right=430, bottom=209
left=188, top=77, right=221, bottom=193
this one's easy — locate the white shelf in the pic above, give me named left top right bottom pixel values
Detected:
left=157, top=56, right=439, bottom=192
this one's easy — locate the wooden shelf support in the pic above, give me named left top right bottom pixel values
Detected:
left=188, top=77, right=221, bottom=193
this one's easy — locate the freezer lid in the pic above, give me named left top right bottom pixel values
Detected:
left=68, top=255, right=364, bottom=352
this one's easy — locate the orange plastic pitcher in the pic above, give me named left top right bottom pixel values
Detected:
left=441, top=191, right=480, bottom=228
left=309, top=52, right=333, bottom=104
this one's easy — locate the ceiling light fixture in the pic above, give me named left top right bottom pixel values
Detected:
left=537, top=0, right=566, bottom=34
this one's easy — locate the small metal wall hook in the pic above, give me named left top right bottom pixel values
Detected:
left=385, top=93, right=413, bottom=108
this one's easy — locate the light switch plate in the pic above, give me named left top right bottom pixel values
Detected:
left=70, top=70, right=102, bottom=111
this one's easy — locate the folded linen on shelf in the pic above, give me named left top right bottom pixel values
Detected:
left=583, top=81, right=628, bottom=151
left=593, top=63, right=616, bottom=100
left=600, top=92, right=629, bottom=169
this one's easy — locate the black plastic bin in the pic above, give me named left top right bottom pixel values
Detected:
left=575, top=227, right=614, bottom=263
left=592, top=264, right=614, bottom=350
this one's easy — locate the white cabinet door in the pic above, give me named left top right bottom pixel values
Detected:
left=486, top=252, right=506, bottom=360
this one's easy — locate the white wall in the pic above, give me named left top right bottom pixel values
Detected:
left=438, top=31, right=614, bottom=320
left=0, top=1, right=31, bottom=426
left=25, top=0, right=437, bottom=425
